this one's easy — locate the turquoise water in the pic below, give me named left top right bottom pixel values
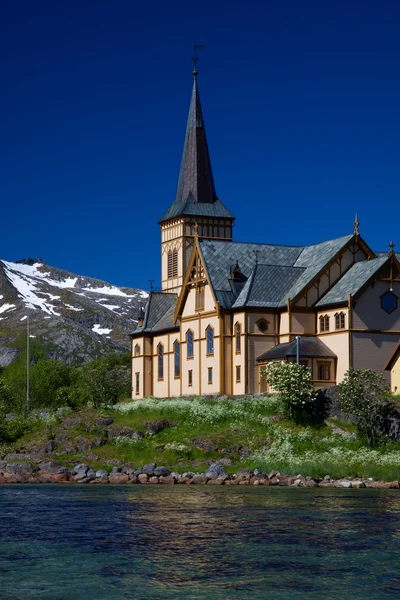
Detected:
left=1, top=486, right=400, bottom=599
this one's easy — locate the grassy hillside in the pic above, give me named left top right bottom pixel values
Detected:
left=4, top=395, right=400, bottom=481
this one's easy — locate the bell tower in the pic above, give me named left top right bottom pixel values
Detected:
left=159, top=64, right=235, bottom=295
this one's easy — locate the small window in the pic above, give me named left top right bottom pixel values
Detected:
left=335, top=312, right=346, bottom=330
left=319, top=315, right=330, bottom=332
left=257, top=319, right=268, bottom=333
left=174, top=340, right=180, bottom=378
left=135, top=372, right=140, bottom=395
left=157, top=343, right=164, bottom=380
left=381, top=290, right=398, bottom=314
left=236, top=365, right=241, bottom=383
left=188, top=370, right=193, bottom=387
left=206, top=326, right=214, bottom=355
left=235, top=322, right=241, bottom=353
left=208, top=367, right=213, bottom=384
left=318, top=362, right=331, bottom=381
left=195, top=286, right=205, bottom=311
left=186, top=330, right=194, bottom=358
left=134, top=344, right=140, bottom=356
left=167, top=249, right=178, bottom=279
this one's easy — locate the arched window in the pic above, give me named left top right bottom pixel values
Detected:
left=206, top=325, right=214, bottom=355
left=186, top=330, right=194, bottom=358
left=319, top=315, right=330, bottom=332
left=235, top=322, right=241, bottom=353
left=174, top=340, right=180, bottom=378
left=335, top=312, right=346, bottom=330
left=157, top=343, right=164, bottom=380
left=134, top=344, right=140, bottom=356
left=168, top=249, right=178, bottom=279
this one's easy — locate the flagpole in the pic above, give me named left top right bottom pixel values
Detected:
left=26, top=314, right=30, bottom=413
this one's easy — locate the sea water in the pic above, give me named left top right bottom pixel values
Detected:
left=1, top=485, right=399, bottom=599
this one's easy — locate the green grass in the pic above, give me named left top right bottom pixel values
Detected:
left=3, top=395, right=400, bottom=481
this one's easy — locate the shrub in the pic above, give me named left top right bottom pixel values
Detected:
left=262, top=362, right=326, bottom=426
left=338, top=368, right=389, bottom=446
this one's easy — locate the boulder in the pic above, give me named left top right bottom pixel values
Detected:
left=96, top=417, right=114, bottom=427
left=143, top=463, right=157, bottom=476
left=154, top=466, right=171, bottom=477
left=159, top=475, right=176, bottom=484
left=337, top=480, right=352, bottom=488
left=73, top=463, right=89, bottom=476
left=145, top=420, right=169, bottom=436
left=138, top=473, right=148, bottom=483
left=191, top=474, right=208, bottom=484
left=205, top=463, right=226, bottom=480
left=352, top=480, right=366, bottom=489
left=109, top=473, right=129, bottom=484
left=148, top=477, right=159, bottom=484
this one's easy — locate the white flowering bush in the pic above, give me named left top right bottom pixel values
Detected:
left=262, top=362, right=324, bottom=425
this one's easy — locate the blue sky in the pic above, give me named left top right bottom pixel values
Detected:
left=2, top=1, right=400, bottom=291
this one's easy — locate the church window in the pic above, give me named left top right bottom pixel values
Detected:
left=186, top=330, right=194, bottom=358
left=167, top=249, right=178, bottom=279
left=319, top=315, right=330, bottom=332
left=208, top=367, right=213, bottom=384
left=257, top=319, right=268, bottom=333
left=206, top=326, right=214, bottom=355
left=195, top=286, right=205, bottom=311
left=135, top=372, right=140, bottom=395
left=188, top=370, right=193, bottom=387
left=235, top=322, right=241, bottom=353
left=174, top=340, right=180, bottom=378
left=134, top=344, right=140, bottom=356
left=380, top=291, right=398, bottom=314
left=157, top=343, right=164, bottom=380
left=318, top=362, right=331, bottom=381
left=335, top=312, right=346, bottom=330
left=236, top=365, right=241, bottom=383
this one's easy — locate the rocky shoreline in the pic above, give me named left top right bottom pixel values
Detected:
left=0, top=459, right=399, bottom=489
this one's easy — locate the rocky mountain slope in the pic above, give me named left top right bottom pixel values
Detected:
left=0, top=258, right=148, bottom=366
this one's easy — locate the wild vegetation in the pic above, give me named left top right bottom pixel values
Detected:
left=1, top=354, right=400, bottom=481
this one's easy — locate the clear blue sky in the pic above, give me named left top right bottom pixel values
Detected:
left=2, top=0, right=400, bottom=291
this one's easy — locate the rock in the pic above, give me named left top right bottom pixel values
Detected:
left=365, top=480, right=390, bottom=488
left=305, top=479, right=318, bottom=488
left=111, top=467, right=122, bottom=473
left=109, top=473, right=129, bottom=484
left=159, top=475, right=176, bottom=484
left=96, top=469, right=109, bottom=483
left=318, top=481, right=335, bottom=487
left=191, top=474, right=208, bottom=484
left=128, top=475, right=138, bottom=484
left=323, top=475, right=331, bottom=480
left=73, top=463, right=89, bottom=476
left=389, top=481, right=400, bottom=489
left=207, top=477, right=225, bottom=485
left=43, top=439, right=57, bottom=454
left=106, top=426, right=144, bottom=441
left=86, top=469, right=96, bottom=481
left=143, top=463, right=157, bottom=476
left=96, top=417, right=114, bottom=426
left=337, top=480, right=352, bottom=488
left=90, top=437, right=107, bottom=448
left=148, top=476, right=159, bottom=484
left=192, top=438, right=218, bottom=453
left=352, top=480, right=366, bottom=489
left=205, top=463, right=226, bottom=480
left=145, top=420, right=169, bottom=436
left=39, top=460, right=64, bottom=475
left=138, top=473, right=148, bottom=483
left=154, top=466, right=171, bottom=477
left=267, top=470, right=279, bottom=479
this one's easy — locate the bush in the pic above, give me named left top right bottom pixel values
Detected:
left=262, top=362, right=326, bottom=426
left=71, top=355, right=130, bottom=408
left=338, top=368, right=389, bottom=446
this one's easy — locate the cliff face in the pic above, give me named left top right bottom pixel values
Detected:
left=0, top=258, right=148, bottom=365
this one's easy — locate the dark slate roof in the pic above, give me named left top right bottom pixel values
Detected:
left=315, top=256, right=388, bottom=307
left=232, top=264, right=306, bottom=308
left=132, top=292, right=178, bottom=335
left=199, top=234, right=353, bottom=309
left=159, top=77, right=234, bottom=223
left=257, top=337, right=337, bottom=362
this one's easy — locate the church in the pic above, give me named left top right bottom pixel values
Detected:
left=131, top=67, right=400, bottom=398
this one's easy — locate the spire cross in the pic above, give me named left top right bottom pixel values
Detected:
left=353, top=213, right=359, bottom=236
left=389, top=241, right=395, bottom=256
left=191, top=43, right=204, bottom=76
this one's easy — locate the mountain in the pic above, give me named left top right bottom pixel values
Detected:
left=0, top=258, right=148, bottom=366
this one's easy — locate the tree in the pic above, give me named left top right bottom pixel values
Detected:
left=338, top=368, right=389, bottom=446
left=262, top=361, right=325, bottom=425
left=71, top=355, right=130, bottom=408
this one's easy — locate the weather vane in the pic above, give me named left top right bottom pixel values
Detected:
left=191, top=43, right=204, bottom=76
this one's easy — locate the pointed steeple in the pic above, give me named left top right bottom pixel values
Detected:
left=159, top=73, right=234, bottom=223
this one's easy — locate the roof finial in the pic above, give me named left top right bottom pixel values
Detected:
left=353, top=213, right=360, bottom=236
left=388, top=241, right=395, bottom=257
left=148, top=279, right=154, bottom=292
left=191, top=43, right=204, bottom=78
left=253, top=249, right=260, bottom=264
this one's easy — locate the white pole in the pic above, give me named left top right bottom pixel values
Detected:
left=26, top=315, right=30, bottom=413
left=296, top=336, right=300, bottom=365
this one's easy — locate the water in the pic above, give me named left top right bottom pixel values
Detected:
left=1, top=486, right=400, bottom=599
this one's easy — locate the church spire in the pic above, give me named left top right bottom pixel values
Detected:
left=159, top=66, right=234, bottom=223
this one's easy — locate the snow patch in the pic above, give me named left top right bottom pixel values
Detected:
left=92, top=324, right=112, bottom=335
left=64, top=304, right=84, bottom=312
left=83, top=285, right=141, bottom=298
left=0, top=303, right=16, bottom=315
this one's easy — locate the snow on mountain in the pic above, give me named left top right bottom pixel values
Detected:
left=0, top=258, right=148, bottom=366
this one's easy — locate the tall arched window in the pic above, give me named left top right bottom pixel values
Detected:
left=167, top=249, right=178, bottom=279
left=174, top=340, right=180, bottom=378
left=235, top=322, right=241, bottom=353
left=335, top=312, right=346, bottom=330
left=319, top=315, right=330, bottom=332
left=134, top=344, right=140, bottom=356
left=186, top=330, right=194, bottom=358
left=157, top=343, right=164, bottom=380
left=206, top=325, right=214, bottom=355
